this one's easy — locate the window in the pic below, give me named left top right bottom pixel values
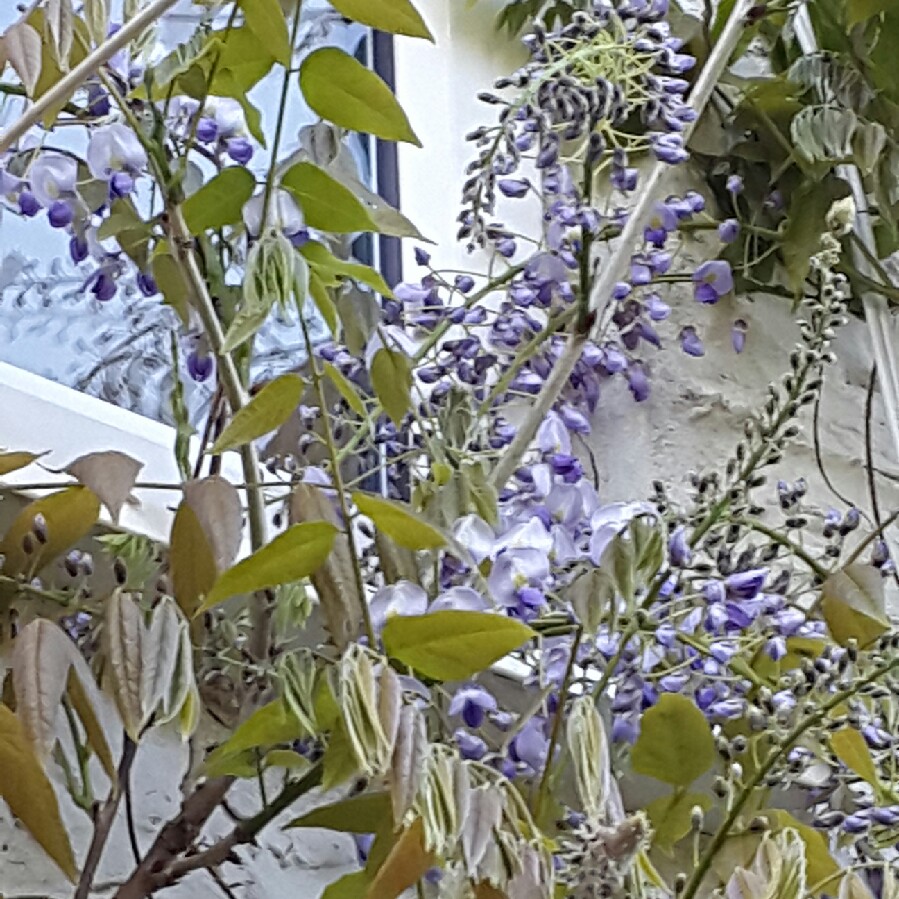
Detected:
left=0, top=1, right=396, bottom=428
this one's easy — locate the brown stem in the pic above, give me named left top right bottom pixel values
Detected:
left=113, top=777, right=234, bottom=899
left=75, top=735, right=138, bottom=899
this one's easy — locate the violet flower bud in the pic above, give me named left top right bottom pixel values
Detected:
left=91, top=272, right=116, bottom=301
left=669, top=526, right=692, bottom=567
left=48, top=200, right=74, bottom=228
left=726, top=174, right=744, bottom=195
left=187, top=351, right=214, bottom=382
left=226, top=137, right=253, bottom=164
left=732, top=318, right=748, bottom=354
left=679, top=325, right=704, bottom=357
left=69, top=236, right=89, bottom=264
left=718, top=218, right=740, bottom=243
left=18, top=191, right=40, bottom=216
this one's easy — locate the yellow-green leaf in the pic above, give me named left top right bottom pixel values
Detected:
left=0, top=486, right=100, bottom=576
left=830, top=727, right=882, bottom=791
left=288, top=792, right=391, bottom=832
left=323, top=363, right=367, bottom=417
left=182, top=166, right=256, bottom=235
left=328, top=0, right=433, bottom=39
left=0, top=451, right=44, bottom=476
left=170, top=502, right=217, bottom=618
left=209, top=374, right=305, bottom=454
left=197, top=522, right=338, bottom=613
left=821, top=564, right=889, bottom=646
left=324, top=871, right=371, bottom=899
left=630, top=694, right=715, bottom=787
left=238, top=0, right=291, bottom=66
left=204, top=699, right=303, bottom=775
left=302, top=240, right=393, bottom=297
left=282, top=162, right=377, bottom=233
left=646, top=791, right=710, bottom=854
left=353, top=492, right=445, bottom=551
left=382, top=611, right=535, bottom=681
left=322, top=717, right=360, bottom=790
left=367, top=818, right=434, bottom=899
left=308, top=270, right=339, bottom=335
left=0, top=704, right=77, bottom=881
left=371, top=347, right=412, bottom=425
left=299, top=48, right=420, bottom=146
left=151, top=249, right=190, bottom=325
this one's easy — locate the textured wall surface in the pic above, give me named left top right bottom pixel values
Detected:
left=2, top=1, right=898, bottom=896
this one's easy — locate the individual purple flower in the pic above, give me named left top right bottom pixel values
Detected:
left=765, top=636, right=787, bottom=661
left=187, top=350, right=213, bottom=381
left=725, top=568, right=767, bottom=600
left=652, top=133, right=688, bottom=164
left=86, top=123, right=148, bottom=186
left=693, top=260, right=734, bottom=303
left=611, top=715, right=640, bottom=744
left=732, top=318, right=748, bottom=354
left=69, top=236, right=89, bottom=263
left=48, top=200, right=74, bottom=228
left=611, top=165, right=638, bottom=192
left=353, top=833, right=375, bottom=864
left=644, top=202, right=679, bottom=247
left=455, top=274, right=475, bottom=293
left=226, top=137, right=253, bottom=164
left=668, top=526, right=691, bottom=567
left=196, top=117, right=218, bottom=144
left=449, top=685, right=498, bottom=728
left=510, top=718, right=549, bottom=772
left=626, top=361, right=650, bottom=402
left=413, top=247, right=430, bottom=266
left=18, top=191, right=40, bottom=216
left=679, top=325, right=704, bottom=357
left=137, top=271, right=158, bottom=297
left=456, top=730, right=488, bottom=761
left=718, top=218, right=740, bottom=243
left=644, top=293, right=670, bottom=321
left=368, top=580, right=428, bottom=633
left=726, top=174, right=744, bottom=194
left=498, top=178, right=529, bottom=199
left=29, top=153, right=79, bottom=210
left=90, top=270, right=116, bottom=301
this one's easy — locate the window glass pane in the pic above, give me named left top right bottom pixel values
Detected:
left=0, top=1, right=376, bottom=426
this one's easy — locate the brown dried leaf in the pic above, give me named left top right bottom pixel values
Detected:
left=65, top=450, right=144, bottom=524
left=366, top=818, right=434, bottom=899
left=290, top=482, right=361, bottom=649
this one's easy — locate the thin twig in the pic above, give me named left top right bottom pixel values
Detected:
left=75, top=736, right=138, bottom=899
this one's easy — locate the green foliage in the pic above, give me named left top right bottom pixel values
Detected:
left=182, top=167, right=256, bottom=234
left=238, top=0, right=292, bottom=67
left=353, top=492, right=446, bottom=551
left=382, top=611, right=535, bottom=680
left=283, top=162, right=378, bottom=233
left=327, top=0, right=434, bottom=40
left=209, top=373, right=306, bottom=454
left=288, top=792, right=391, bottom=832
left=829, top=727, right=883, bottom=794
left=370, top=347, right=413, bottom=425
left=646, top=791, right=710, bottom=854
left=197, top=522, right=339, bottom=612
left=630, top=694, right=716, bottom=787
left=821, top=564, right=890, bottom=646
left=299, top=48, right=421, bottom=146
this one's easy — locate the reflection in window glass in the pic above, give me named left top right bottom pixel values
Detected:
left=0, top=1, right=376, bottom=426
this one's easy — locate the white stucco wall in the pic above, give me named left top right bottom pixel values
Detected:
left=2, top=0, right=898, bottom=896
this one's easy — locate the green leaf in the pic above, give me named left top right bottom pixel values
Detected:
left=353, top=492, right=445, bottom=551
left=238, top=0, right=291, bottom=66
left=299, top=48, right=420, bottom=146
left=0, top=451, right=43, bottom=476
left=322, top=718, right=360, bottom=790
left=821, top=564, right=889, bottom=646
left=282, top=162, right=377, bottom=233
left=302, top=241, right=393, bottom=297
left=323, top=871, right=371, bottom=899
left=830, top=727, right=882, bottom=792
left=848, top=0, right=892, bottom=26
left=308, top=270, right=339, bottom=335
left=371, top=348, right=412, bottom=425
left=170, top=502, right=217, bottom=618
left=151, top=249, right=190, bottom=325
left=631, top=694, right=715, bottom=787
left=0, top=704, right=77, bottom=881
left=197, top=522, right=338, bottom=613
left=182, top=167, right=256, bottom=235
left=0, top=486, right=100, bottom=577
left=288, top=792, right=391, bottom=832
left=323, top=362, right=368, bottom=417
left=327, top=0, right=433, bottom=39
left=204, top=699, right=303, bottom=776
left=382, top=611, right=535, bottom=681
left=646, top=791, right=710, bottom=854
left=209, top=374, right=304, bottom=454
